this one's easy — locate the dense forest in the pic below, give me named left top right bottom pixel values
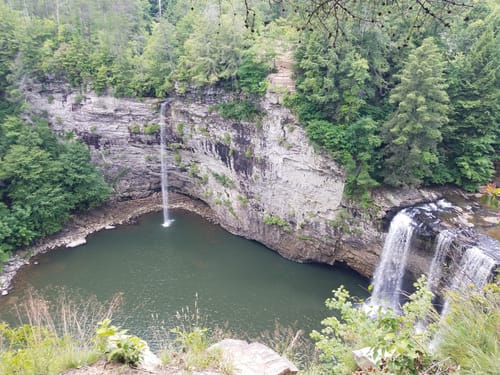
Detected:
left=0, top=2, right=499, bottom=374
left=0, top=0, right=498, bottom=256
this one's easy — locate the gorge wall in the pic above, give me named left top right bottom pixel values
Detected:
left=27, top=82, right=441, bottom=278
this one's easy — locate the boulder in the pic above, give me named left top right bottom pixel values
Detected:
left=66, top=238, right=87, bottom=248
left=209, top=339, right=298, bottom=375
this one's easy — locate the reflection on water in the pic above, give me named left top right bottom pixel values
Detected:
left=0, top=210, right=369, bottom=345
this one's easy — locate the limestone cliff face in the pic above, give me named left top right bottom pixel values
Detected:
left=28, top=82, right=439, bottom=277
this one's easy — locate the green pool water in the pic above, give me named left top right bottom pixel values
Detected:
left=1, top=210, right=369, bottom=345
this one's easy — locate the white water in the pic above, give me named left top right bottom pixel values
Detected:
left=160, top=101, right=173, bottom=227
left=448, top=246, right=495, bottom=292
left=369, top=210, right=415, bottom=312
left=428, top=230, right=454, bottom=293
left=440, top=246, right=496, bottom=318
left=431, top=245, right=497, bottom=352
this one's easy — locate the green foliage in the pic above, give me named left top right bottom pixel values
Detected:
left=189, top=162, right=200, bottom=178
left=222, top=132, right=231, bottom=145
left=165, top=326, right=228, bottom=372
left=311, top=277, right=443, bottom=375
left=237, top=195, right=249, bottom=206
left=173, top=7, right=247, bottom=91
left=263, top=215, right=291, bottom=232
left=0, top=290, right=120, bottom=375
left=214, top=100, right=261, bottom=121
left=143, top=123, right=161, bottom=135
left=0, top=324, right=98, bottom=375
left=176, top=122, right=185, bottom=137
left=313, top=275, right=500, bottom=374
left=440, top=12, right=500, bottom=191
left=95, top=319, right=145, bottom=367
left=0, top=0, right=498, bottom=198
left=0, top=116, right=110, bottom=260
left=173, top=152, right=182, bottom=165
left=235, top=52, right=269, bottom=96
left=479, top=183, right=500, bottom=213
left=436, top=281, right=500, bottom=374
left=211, top=172, right=235, bottom=188
left=287, top=4, right=497, bottom=194
left=158, top=298, right=232, bottom=373
left=129, top=124, right=141, bottom=134
left=381, top=38, right=449, bottom=188
left=327, top=208, right=353, bottom=233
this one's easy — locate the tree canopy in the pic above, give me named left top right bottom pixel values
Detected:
left=0, top=0, right=498, bottom=247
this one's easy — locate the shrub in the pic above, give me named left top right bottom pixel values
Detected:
left=176, top=122, right=185, bottom=137
left=0, top=289, right=121, bottom=375
left=214, top=100, right=260, bottom=121
left=130, top=124, right=141, bottom=134
left=189, top=162, right=200, bottom=177
left=311, top=277, right=444, bottom=374
left=263, top=215, right=292, bottom=232
left=211, top=172, right=235, bottom=188
left=144, top=123, right=161, bottom=135
left=95, top=319, right=145, bottom=367
left=157, top=299, right=232, bottom=373
left=173, top=152, right=182, bottom=165
left=237, top=194, right=249, bottom=206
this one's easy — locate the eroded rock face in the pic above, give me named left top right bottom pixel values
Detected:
left=27, top=83, right=439, bottom=278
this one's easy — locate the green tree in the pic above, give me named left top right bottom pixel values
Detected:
left=0, top=117, right=110, bottom=261
left=381, top=38, right=449, bottom=188
left=174, top=4, right=247, bottom=92
left=132, top=19, right=177, bottom=97
left=441, top=13, right=499, bottom=191
left=0, top=4, right=21, bottom=117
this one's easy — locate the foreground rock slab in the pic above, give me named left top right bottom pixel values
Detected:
left=209, top=339, right=298, bottom=375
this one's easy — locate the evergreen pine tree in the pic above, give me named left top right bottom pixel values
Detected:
left=382, top=38, right=449, bottom=188
left=442, top=17, right=499, bottom=190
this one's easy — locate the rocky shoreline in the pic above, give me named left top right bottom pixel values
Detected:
left=0, top=193, right=217, bottom=296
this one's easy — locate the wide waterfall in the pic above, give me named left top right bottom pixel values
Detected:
left=369, top=210, right=415, bottom=312
left=160, top=101, right=173, bottom=227
left=369, top=199, right=499, bottom=318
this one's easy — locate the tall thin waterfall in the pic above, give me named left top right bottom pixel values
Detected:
left=160, top=101, right=173, bottom=227
left=428, top=230, right=454, bottom=293
left=369, top=210, right=415, bottom=311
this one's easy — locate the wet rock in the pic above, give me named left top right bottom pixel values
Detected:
left=66, top=238, right=87, bottom=248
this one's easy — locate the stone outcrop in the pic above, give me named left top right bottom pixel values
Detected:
left=209, top=339, right=298, bottom=375
left=27, top=82, right=444, bottom=278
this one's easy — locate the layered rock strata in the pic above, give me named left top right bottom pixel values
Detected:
left=28, top=82, right=441, bottom=278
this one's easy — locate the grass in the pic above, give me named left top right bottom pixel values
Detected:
left=154, top=297, right=233, bottom=374
left=258, top=322, right=319, bottom=373
left=436, top=283, right=500, bottom=374
left=0, top=288, right=122, bottom=375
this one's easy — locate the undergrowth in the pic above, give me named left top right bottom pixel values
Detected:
left=0, top=289, right=122, bottom=375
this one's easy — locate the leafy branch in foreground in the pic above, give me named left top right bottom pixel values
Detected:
left=95, top=319, right=145, bottom=367
left=311, top=277, right=447, bottom=374
left=312, top=275, right=500, bottom=374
